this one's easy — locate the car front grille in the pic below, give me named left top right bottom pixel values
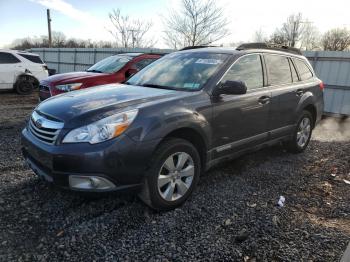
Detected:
left=28, top=111, right=64, bottom=144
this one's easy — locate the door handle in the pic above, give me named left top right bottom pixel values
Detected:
left=296, top=89, right=304, bottom=96
left=258, top=96, right=271, bottom=105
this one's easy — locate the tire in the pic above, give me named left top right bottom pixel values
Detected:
left=15, top=78, right=34, bottom=95
left=284, top=110, right=313, bottom=153
left=139, top=138, right=201, bottom=211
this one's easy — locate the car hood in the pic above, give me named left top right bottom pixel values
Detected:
left=43, top=71, right=110, bottom=84
left=36, top=84, right=184, bottom=128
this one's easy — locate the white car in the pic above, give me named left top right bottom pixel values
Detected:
left=0, top=50, right=49, bottom=94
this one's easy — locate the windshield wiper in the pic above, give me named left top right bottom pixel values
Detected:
left=140, top=83, right=175, bottom=90
left=86, top=69, right=103, bottom=73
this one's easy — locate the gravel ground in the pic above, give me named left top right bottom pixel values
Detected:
left=0, top=91, right=349, bottom=261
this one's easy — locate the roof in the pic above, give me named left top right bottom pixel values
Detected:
left=112, top=52, right=164, bottom=58
left=236, top=43, right=302, bottom=55
left=0, top=49, right=40, bottom=56
left=178, top=44, right=305, bottom=58
left=179, top=47, right=240, bottom=54
left=118, top=53, right=144, bottom=57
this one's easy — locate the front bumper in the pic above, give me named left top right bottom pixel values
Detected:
left=21, top=128, right=160, bottom=192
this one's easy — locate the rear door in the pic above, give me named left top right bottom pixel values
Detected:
left=211, top=53, right=271, bottom=158
left=264, top=54, right=302, bottom=138
left=0, top=52, right=21, bottom=89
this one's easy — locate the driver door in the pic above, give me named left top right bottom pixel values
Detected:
left=211, top=54, right=271, bottom=158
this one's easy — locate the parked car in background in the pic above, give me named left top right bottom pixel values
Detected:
left=39, top=53, right=162, bottom=101
left=22, top=44, right=324, bottom=210
left=0, top=50, right=49, bottom=94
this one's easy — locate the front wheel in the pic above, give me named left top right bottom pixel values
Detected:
left=139, top=138, right=201, bottom=211
left=284, top=110, right=313, bottom=153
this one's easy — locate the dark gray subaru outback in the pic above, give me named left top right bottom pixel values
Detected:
left=22, top=44, right=324, bottom=210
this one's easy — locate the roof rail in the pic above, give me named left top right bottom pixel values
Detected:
left=180, top=45, right=217, bottom=51
left=236, top=42, right=302, bottom=55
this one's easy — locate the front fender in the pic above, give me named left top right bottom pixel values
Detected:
left=126, top=105, right=212, bottom=148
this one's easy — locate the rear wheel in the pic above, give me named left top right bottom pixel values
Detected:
left=15, top=76, right=36, bottom=95
left=284, top=110, right=313, bottom=153
left=139, top=138, right=201, bottom=211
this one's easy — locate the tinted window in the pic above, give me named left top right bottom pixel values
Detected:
left=0, top=52, right=20, bottom=64
left=221, top=54, right=263, bottom=90
left=134, top=58, right=157, bottom=70
left=127, top=52, right=229, bottom=91
left=289, top=60, right=299, bottom=82
left=294, top=59, right=313, bottom=80
left=18, top=54, right=44, bottom=64
left=265, top=55, right=292, bottom=85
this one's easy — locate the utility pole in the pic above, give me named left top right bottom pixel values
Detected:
left=47, top=9, right=52, bottom=47
left=128, top=29, right=138, bottom=48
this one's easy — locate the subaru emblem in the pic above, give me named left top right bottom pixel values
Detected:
left=35, top=118, right=43, bottom=128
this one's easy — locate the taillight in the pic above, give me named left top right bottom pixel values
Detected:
left=319, top=82, right=324, bottom=91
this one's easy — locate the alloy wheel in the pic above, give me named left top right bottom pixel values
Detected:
left=297, top=117, right=311, bottom=148
left=157, top=152, right=195, bottom=201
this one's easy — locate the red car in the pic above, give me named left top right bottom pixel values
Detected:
left=39, top=53, right=162, bottom=101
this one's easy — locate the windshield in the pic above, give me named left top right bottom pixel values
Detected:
left=127, top=52, right=229, bottom=91
left=87, top=55, right=132, bottom=73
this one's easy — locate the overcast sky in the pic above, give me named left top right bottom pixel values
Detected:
left=1, top=0, right=350, bottom=48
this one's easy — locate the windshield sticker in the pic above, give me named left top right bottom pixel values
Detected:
left=195, top=59, right=222, bottom=65
left=184, top=83, right=200, bottom=89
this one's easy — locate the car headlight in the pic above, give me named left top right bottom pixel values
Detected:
left=55, top=83, right=82, bottom=92
left=62, top=109, right=138, bottom=144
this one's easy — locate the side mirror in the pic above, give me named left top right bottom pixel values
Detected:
left=125, top=68, right=138, bottom=79
left=213, top=80, right=247, bottom=96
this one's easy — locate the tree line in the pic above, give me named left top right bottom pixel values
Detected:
left=11, top=31, right=114, bottom=50
left=11, top=0, right=350, bottom=51
left=255, top=13, right=350, bottom=51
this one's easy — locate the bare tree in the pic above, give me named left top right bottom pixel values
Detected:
left=300, top=23, right=320, bottom=50
left=268, top=13, right=305, bottom=47
left=321, top=28, right=350, bottom=51
left=51, top=31, right=66, bottom=47
left=164, top=0, right=229, bottom=49
left=108, top=9, right=155, bottom=48
left=268, top=29, right=289, bottom=46
left=280, top=13, right=305, bottom=47
left=253, top=29, right=268, bottom=42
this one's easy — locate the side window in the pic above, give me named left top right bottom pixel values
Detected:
left=265, top=55, right=292, bottom=85
left=18, top=54, right=44, bottom=64
left=294, top=59, right=313, bottom=81
left=221, top=54, right=263, bottom=90
left=134, top=58, right=157, bottom=71
left=289, top=59, right=299, bottom=82
left=0, top=52, right=21, bottom=64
